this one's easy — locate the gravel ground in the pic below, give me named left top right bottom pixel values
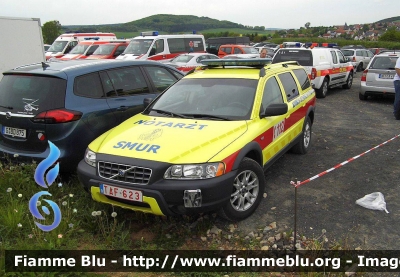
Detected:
left=218, top=74, right=400, bottom=251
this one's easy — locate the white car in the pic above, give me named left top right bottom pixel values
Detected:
left=164, top=53, right=219, bottom=74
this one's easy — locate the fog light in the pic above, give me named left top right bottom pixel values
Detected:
left=183, top=189, right=202, bottom=208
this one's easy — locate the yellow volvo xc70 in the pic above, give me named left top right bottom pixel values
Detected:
left=77, top=59, right=316, bottom=221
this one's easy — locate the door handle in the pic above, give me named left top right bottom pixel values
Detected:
left=116, top=106, right=128, bottom=111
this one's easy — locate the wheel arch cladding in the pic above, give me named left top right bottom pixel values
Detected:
left=231, top=141, right=263, bottom=171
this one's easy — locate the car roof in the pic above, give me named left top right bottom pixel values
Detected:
left=4, top=59, right=180, bottom=78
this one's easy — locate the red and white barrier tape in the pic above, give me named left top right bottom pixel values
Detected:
left=291, top=134, right=400, bottom=188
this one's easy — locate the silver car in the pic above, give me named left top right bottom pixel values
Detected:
left=359, top=51, right=399, bottom=100
left=342, top=48, right=374, bottom=72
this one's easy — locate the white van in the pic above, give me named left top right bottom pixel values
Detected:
left=273, top=46, right=355, bottom=98
left=116, top=31, right=206, bottom=61
left=45, top=33, right=117, bottom=60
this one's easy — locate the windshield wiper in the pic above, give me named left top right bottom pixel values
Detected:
left=0, top=105, right=13, bottom=110
left=183, top=113, right=230, bottom=121
left=149, top=108, right=189, bottom=118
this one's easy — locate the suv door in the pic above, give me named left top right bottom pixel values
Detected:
left=102, top=66, right=156, bottom=123
left=336, top=50, right=349, bottom=84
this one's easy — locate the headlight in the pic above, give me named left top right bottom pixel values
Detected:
left=164, top=163, right=225, bottom=179
left=84, top=148, right=97, bottom=167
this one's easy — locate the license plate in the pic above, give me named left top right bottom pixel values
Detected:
left=100, top=184, right=143, bottom=202
left=2, top=126, right=26, bottom=138
left=379, top=74, right=394, bottom=79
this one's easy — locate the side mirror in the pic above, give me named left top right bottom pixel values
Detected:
left=143, top=98, right=153, bottom=108
left=261, top=103, right=288, bottom=118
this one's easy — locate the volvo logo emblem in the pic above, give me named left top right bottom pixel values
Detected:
left=118, top=169, right=125, bottom=177
left=5, top=112, right=12, bottom=120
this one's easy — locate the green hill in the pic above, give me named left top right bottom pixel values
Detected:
left=62, top=14, right=267, bottom=37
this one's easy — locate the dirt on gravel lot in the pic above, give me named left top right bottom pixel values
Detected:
left=232, top=74, right=400, bottom=250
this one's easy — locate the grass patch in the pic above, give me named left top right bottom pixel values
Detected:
left=0, top=161, right=357, bottom=276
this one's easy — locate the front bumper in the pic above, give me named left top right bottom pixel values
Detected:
left=77, top=156, right=237, bottom=216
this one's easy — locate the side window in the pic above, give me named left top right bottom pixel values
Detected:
left=114, top=45, right=126, bottom=56
left=99, top=71, right=117, bottom=97
left=234, top=47, right=241, bottom=54
left=74, top=72, right=104, bottom=98
left=367, top=51, right=374, bottom=58
left=105, top=67, right=149, bottom=96
left=150, top=39, right=164, bottom=56
left=330, top=50, right=338, bottom=64
left=167, top=38, right=185, bottom=54
left=292, top=69, right=311, bottom=90
left=224, top=47, right=232, bottom=54
left=337, top=51, right=346, bottom=63
left=86, top=45, right=99, bottom=56
left=277, top=72, right=299, bottom=101
left=144, top=66, right=179, bottom=92
left=261, top=77, right=283, bottom=112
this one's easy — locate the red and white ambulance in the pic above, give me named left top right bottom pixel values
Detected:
left=116, top=31, right=206, bottom=62
left=45, top=33, right=117, bottom=60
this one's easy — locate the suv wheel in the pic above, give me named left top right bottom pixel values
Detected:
left=359, top=92, right=368, bottom=100
left=316, top=78, right=328, bottom=98
left=218, top=158, right=266, bottom=221
left=357, top=63, right=363, bottom=72
left=291, top=116, right=312, bottom=154
left=342, top=72, right=353, bottom=89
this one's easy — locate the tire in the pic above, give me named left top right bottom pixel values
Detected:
left=316, top=78, right=328, bottom=98
left=359, top=92, right=368, bottom=100
left=218, top=158, right=266, bottom=221
left=342, top=72, right=353, bottom=89
left=291, top=116, right=312, bottom=154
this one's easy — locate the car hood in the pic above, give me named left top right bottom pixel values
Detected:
left=87, top=55, right=109, bottom=60
left=90, top=114, right=248, bottom=163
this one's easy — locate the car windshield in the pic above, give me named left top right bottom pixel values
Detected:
left=370, top=57, right=398, bottom=70
left=69, top=44, right=90, bottom=54
left=170, top=55, right=194, bottom=63
left=93, top=45, right=115, bottom=55
left=47, top=41, right=68, bottom=53
left=243, top=47, right=259, bottom=54
left=341, top=50, right=355, bottom=56
left=123, top=39, right=153, bottom=55
left=146, top=78, right=257, bottom=120
left=273, top=50, right=313, bottom=66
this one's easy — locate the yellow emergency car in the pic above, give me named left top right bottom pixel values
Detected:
left=77, top=59, right=316, bottom=221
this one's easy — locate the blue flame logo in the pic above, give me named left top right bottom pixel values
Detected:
left=29, top=141, right=62, bottom=231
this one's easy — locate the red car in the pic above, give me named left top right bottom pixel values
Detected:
left=86, top=41, right=129, bottom=60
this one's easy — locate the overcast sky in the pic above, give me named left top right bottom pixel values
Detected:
left=0, top=0, right=397, bottom=29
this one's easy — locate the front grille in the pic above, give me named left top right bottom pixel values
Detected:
left=98, top=161, right=152, bottom=185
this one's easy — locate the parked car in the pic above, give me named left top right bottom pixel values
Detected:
left=77, top=58, right=316, bottom=221
left=272, top=46, right=354, bottom=98
left=341, top=48, right=375, bottom=72
left=359, top=51, right=399, bottom=100
left=222, top=53, right=260, bottom=59
left=164, top=53, right=219, bottom=74
left=44, top=44, right=51, bottom=51
left=86, top=41, right=128, bottom=60
left=368, top=48, right=388, bottom=55
left=0, top=59, right=184, bottom=172
left=58, top=41, right=111, bottom=61
left=218, top=45, right=259, bottom=58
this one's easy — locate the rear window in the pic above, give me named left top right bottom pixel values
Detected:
left=0, top=74, right=66, bottom=114
left=273, top=50, right=313, bottom=66
left=370, top=56, right=398, bottom=70
left=341, top=50, right=354, bottom=56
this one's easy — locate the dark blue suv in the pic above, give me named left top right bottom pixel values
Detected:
left=0, top=59, right=183, bottom=172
